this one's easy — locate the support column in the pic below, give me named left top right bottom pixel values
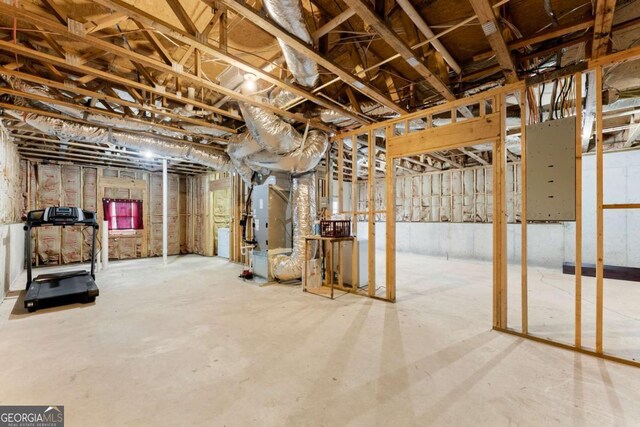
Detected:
left=102, top=220, right=109, bottom=270
left=163, top=159, right=168, bottom=266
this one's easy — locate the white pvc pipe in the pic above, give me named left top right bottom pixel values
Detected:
left=102, top=220, right=109, bottom=270
left=162, top=159, right=168, bottom=265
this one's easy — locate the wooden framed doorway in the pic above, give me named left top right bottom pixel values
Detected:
left=384, top=94, right=508, bottom=327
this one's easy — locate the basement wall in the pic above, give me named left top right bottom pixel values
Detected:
left=351, top=149, right=640, bottom=269
left=0, top=121, right=24, bottom=300
left=22, top=161, right=192, bottom=265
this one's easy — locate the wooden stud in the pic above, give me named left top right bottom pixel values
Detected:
left=520, top=87, right=528, bottom=334
left=385, top=125, right=396, bottom=302
left=493, top=92, right=508, bottom=329
left=368, top=130, right=376, bottom=297
left=338, top=139, right=344, bottom=214
left=575, top=71, right=583, bottom=348
left=595, top=65, right=604, bottom=353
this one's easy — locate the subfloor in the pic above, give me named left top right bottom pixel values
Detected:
left=1, top=253, right=639, bottom=426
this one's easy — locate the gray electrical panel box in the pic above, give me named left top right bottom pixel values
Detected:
left=525, top=117, right=576, bottom=221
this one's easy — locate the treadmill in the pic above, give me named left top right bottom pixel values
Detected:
left=24, top=207, right=99, bottom=312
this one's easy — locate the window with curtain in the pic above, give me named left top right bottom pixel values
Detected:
left=102, top=199, right=143, bottom=230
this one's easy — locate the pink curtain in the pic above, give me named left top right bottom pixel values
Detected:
left=102, top=199, right=143, bottom=230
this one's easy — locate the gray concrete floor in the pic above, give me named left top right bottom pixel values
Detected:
left=1, top=254, right=639, bottom=426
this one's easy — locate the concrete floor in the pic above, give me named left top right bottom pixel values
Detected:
left=1, top=254, right=639, bottom=426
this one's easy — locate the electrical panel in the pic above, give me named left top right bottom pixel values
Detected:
left=525, top=117, right=576, bottom=221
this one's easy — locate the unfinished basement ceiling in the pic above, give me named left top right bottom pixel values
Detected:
left=0, top=0, right=640, bottom=172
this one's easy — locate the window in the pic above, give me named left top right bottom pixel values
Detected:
left=102, top=199, right=143, bottom=230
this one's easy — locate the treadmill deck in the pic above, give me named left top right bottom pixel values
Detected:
left=25, top=273, right=99, bottom=311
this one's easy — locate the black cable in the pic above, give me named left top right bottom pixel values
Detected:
left=539, top=82, right=545, bottom=122
left=242, top=172, right=257, bottom=244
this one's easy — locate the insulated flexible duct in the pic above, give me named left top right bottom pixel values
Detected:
left=243, top=129, right=327, bottom=174
left=263, top=0, right=319, bottom=87
left=6, top=111, right=232, bottom=172
left=271, top=173, right=316, bottom=281
left=1, top=74, right=231, bottom=141
left=239, top=101, right=304, bottom=154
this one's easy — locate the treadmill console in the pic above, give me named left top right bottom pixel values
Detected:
left=26, top=207, right=97, bottom=227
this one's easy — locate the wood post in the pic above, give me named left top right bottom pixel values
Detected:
left=595, top=65, right=604, bottom=353
left=520, top=87, right=528, bottom=334
left=575, top=71, right=583, bottom=348
left=368, top=130, right=376, bottom=297
left=493, top=93, right=508, bottom=329
left=385, top=125, right=396, bottom=302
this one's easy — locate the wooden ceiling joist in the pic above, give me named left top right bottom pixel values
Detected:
left=0, top=86, right=230, bottom=141
left=473, top=17, right=595, bottom=63
left=134, top=20, right=175, bottom=65
left=342, top=0, right=455, bottom=101
left=394, top=0, right=462, bottom=75
left=0, top=102, right=228, bottom=155
left=0, top=48, right=240, bottom=129
left=216, top=0, right=406, bottom=114
left=592, top=0, right=617, bottom=59
left=92, top=0, right=365, bottom=125
left=468, top=0, right=519, bottom=83
left=0, top=2, right=332, bottom=130
left=312, top=9, right=356, bottom=43
left=165, top=0, right=199, bottom=35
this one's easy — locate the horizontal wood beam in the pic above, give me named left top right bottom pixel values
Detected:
left=387, top=113, right=501, bottom=158
left=0, top=86, right=232, bottom=140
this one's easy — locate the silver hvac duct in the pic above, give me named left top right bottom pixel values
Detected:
left=263, top=0, right=319, bottom=87
left=239, top=102, right=304, bottom=154
left=6, top=111, right=231, bottom=172
left=243, top=129, right=327, bottom=174
left=271, top=173, right=316, bottom=281
left=1, top=74, right=231, bottom=141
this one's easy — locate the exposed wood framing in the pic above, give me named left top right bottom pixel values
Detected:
left=574, top=71, right=583, bottom=348
left=91, top=0, right=365, bottom=124
left=165, top=0, right=199, bottom=34
left=394, top=0, right=461, bottom=74
left=342, top=0, right=456, bottom=101
left=520, top=87, right=528, bottom=334
left=312, top=9, right=356, bottom=43
left=468, top=0, right=519, bottom=83
left=592, top=0, right=616, bottom=59
left=595, top=65, right=604, bottom=353
left=216, top=0, right=406, bottom=114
